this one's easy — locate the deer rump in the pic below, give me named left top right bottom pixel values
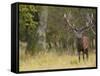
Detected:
left=76, top=36, right=89, bottom=61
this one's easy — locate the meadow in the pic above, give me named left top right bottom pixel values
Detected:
left=19, top=49, right=96, bottom=71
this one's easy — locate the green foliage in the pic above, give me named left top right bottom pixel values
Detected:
left=19, top=4, right=39, bottom=52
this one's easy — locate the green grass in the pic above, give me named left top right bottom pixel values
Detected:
left=19, top=50, right=96, bottom=71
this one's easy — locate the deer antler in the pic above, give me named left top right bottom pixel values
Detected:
left=79, top=13, right=96, bottom=34
left=64, top=11, right=76, bottom=31
left=64, top=11, right=96, bottom=35
left=86, top=13, right=96, bottom=35
left=86, top=13, right=93, bottom=26
left=91, top=27, right=96, bottom=35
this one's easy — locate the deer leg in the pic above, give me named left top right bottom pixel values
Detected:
left=85, top=48, right=89, bottom=61
left=82, top=49, right=85, bottom=61
left=78, top=51, right=81, bottom=62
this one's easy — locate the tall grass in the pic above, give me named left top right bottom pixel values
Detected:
left=19, top=50, right=96, bottom=71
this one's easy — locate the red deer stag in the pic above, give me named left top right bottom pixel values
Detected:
left=64, top=11, right=95, bottom=62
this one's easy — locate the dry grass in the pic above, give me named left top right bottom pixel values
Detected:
left=19, top=50, right=96, bottom=71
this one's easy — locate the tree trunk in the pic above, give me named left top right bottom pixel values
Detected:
left=37, top=6, right=48, bottom=51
